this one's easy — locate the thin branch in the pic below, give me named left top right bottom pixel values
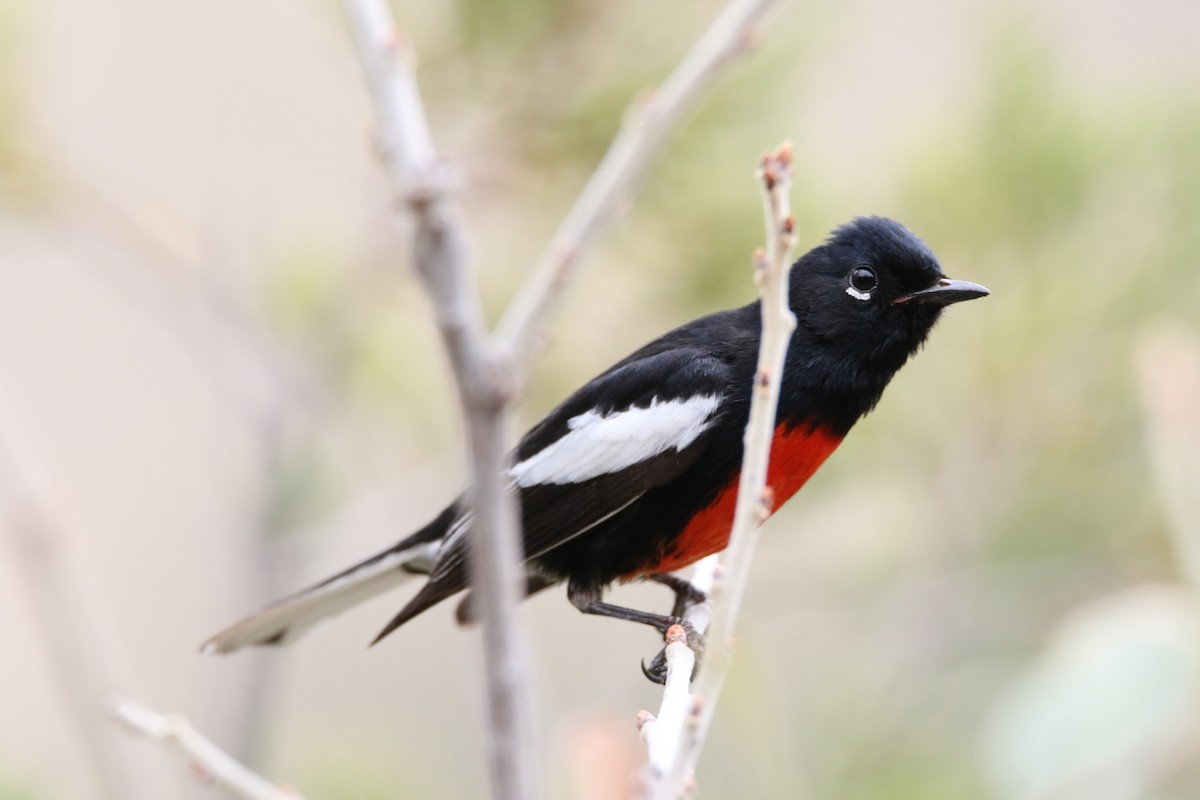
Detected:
left=342, top=3, right=539, bottom=799
left=639, top=627, right=697, bottom=772
left=0, top=399, right=181, bottom=800
left=709, top=142, right=799, bottom=641
left=496, top=0, right=784, bottom=363
left=636, top=555, right=720, bottom=786
left=645, top=143, right=800, bottom=799
left=112, top=699, right=302, bottom=800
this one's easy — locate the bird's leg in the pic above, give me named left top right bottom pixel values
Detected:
left=648, top=572, right=709, bottom=618
left=568, top=582, right=704, bottom=685
left=642, top=573, right=709, bottom=680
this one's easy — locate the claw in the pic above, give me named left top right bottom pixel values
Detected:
left=641, top=655, right=668, bottom=685
left=639, top=619, right=706, bottom=684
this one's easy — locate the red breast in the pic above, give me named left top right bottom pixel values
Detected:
left=637, top=423, right=843, bottom=576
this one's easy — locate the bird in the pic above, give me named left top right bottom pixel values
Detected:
left=203, top=216, right=989, bottom=682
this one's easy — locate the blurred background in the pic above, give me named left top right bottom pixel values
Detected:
left=1, top=0, right=1199, bottom=798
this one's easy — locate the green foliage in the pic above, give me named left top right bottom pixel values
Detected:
left=0, top=769, right=44, bottom=800
left=291, top=745, right=452, bottom=800
left=804, top=24, right=1200, bottom=797
left=263, top=239, right=349, bottom=343
left=0, top=0, right=46, bottom=206
left=458, top=0, right=587, bottom=55
left=897, top=27, right=1199, bottom=569
left=906, top=30, right=1104, bottom=242
left=260, top=237, right=456, bottom=446
left=262, top=437, right=346, bottom=539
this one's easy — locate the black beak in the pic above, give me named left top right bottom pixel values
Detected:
left=893, top=277, right=990, bottom=307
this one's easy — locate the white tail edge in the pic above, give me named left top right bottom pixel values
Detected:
left=201, top=541, right=440, bottom=654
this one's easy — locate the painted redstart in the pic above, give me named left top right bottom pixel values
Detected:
left=204, top=216, right=988, bottom=682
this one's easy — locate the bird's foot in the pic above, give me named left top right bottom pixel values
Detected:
left=641, top=619, right=705, bottom=685
left=650, top=573, right=709, bottom=619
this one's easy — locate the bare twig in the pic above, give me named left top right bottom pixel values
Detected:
left=708, top=142, right=799, bottom=640
left=637, top=556, right=720, bottom=784
left=112, top=699, right=302, bottom=800
left=644, top=143, right=799, bottom=799
left=639, top=626, right=697, bottom=770
left=496, top=0, right=784, bottom=363
left=343, top=3, right=539, bottom=799
left=0, top=399, right=181, bottom=800
left=680, top=553, right=721, bottom=636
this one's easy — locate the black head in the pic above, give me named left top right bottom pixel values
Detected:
left=788, top=216, right=988, bottom=394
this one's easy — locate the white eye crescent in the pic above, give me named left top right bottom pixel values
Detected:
left=846, top=266, right=878, bottom=301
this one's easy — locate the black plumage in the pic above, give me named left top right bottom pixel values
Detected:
left=204, top=216, right=988, bottom=675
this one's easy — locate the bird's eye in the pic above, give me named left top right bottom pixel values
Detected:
left=849, top=267, right=878, bottom=293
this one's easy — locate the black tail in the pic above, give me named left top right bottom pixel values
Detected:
left=202, top=504, right=459, bottom=654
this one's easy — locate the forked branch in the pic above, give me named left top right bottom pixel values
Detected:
left=343, top=3, right=537, bottom=799
left=112, top=699, right=302, bottom=800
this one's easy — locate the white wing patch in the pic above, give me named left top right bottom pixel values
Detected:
left=509, top=394, right=721, bottom=488
left=432, top=510, right=474, bottom=571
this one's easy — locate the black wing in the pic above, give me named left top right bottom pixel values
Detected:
left=511, top=348, right=733, bottom=558
left=375, top=345, right=735, bottom=636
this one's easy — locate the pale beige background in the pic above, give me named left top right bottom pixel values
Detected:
left=2, top=0, right=1198, bottom=798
